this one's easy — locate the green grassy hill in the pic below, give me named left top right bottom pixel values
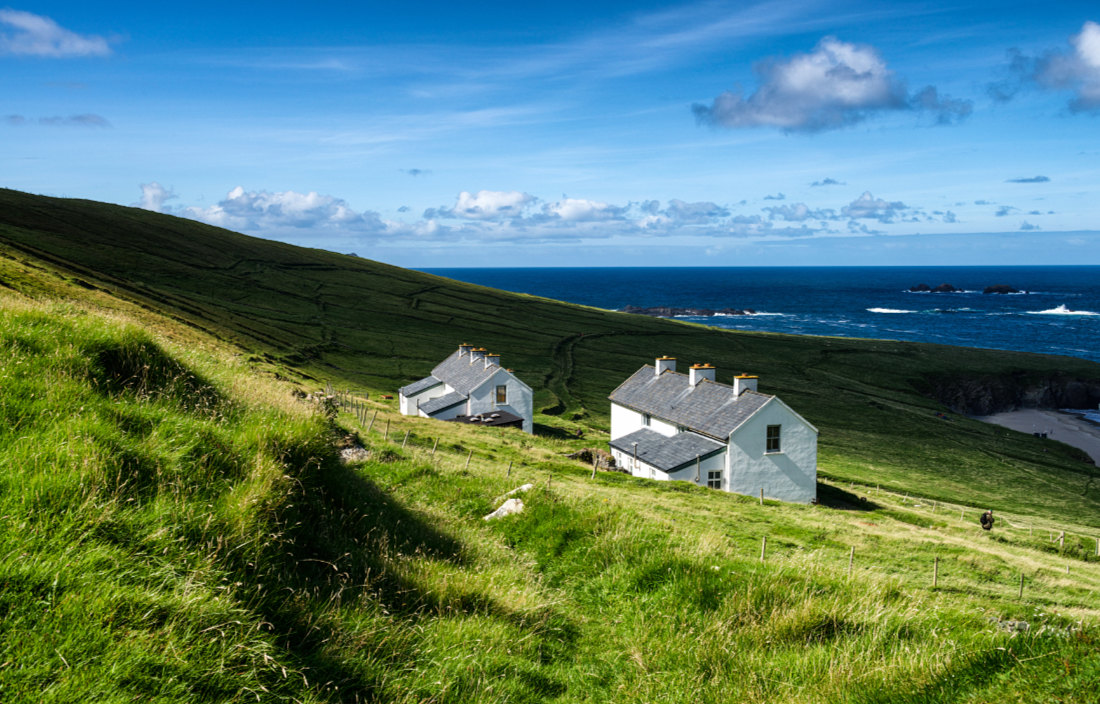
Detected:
left=1, top=188, right=1099, bottom=702
left=2, top=187, right=1099, bottom=526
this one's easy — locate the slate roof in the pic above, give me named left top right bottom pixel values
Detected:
left=399, top=375, right=443, bottom=396
left=430, top=350, right=504, bottom=396
left=610, top=428, right=724, bottom=473
left=448, top=410, right=525, bottom=428
left=608, top=366, right=773, bottom=440
left=418, top=391, right=467, bottom=415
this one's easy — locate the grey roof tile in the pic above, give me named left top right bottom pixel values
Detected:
left=610, top=428, right=724, bottom=472
left=399, top=375, right=443, bottom=396
left=608, top=366, right=772, bottom=440
left=431, top=350, right=500, bottom=396
left=419, top=391, right=467, bottom=415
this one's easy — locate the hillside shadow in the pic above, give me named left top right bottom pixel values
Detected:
left=534, top=422, right=583, bottom=440
left=817, top=483, right=880, bottom=511
left=218, top=452, right=575, bottom=700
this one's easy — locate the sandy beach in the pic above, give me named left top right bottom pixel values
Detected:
left=974, top=408, right=1100, bottom=465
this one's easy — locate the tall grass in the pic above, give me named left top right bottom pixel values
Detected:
left=0, top=298, right=1097, bottom=702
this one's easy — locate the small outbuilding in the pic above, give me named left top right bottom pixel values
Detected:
left=399, top=344, right=534, bottom=433
left=608, top=357, right=818, bottom=503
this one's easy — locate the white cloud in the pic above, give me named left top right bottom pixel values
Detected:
left=184, top=186, right=385, bottom=233
left=1002, top=21, right=1100, bottom=112
left=663, top=199, right=729, bottom=223
left=841, top=191, right=908, bottom=223
left=542, top=197, right=624, bottom=222
left=428, top=190, right=537, bottom=221
left=0, top=10, right=111, bottom=57
left=693, top=37, right=970, bottom=132
left=765, top=202, right=835, bottom=222
left=136, top=182, right=176, bottom=213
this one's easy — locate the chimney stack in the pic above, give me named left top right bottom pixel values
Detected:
left=733, top=374, right=758, bottom=396
left=470, top=347, right=487, bottom=364
left=458, top=343, right=473, bottom=357
left=484, top=353, right=500, bottom=369
left=690, top=363, right=716, bottom=386
left=655, top=356, right=677, bottom=376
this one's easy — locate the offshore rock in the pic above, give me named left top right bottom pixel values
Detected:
left=983, top=284, right=1021, bottom=294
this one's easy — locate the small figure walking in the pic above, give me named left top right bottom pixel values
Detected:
left=980, top=509, right=994, bottom=531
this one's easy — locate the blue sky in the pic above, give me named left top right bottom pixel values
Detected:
left=4, top=1, right=1100, bottom=266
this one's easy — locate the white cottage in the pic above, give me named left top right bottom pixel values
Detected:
left=399, top=344, right=534, bottom=433
left=608, top=357, right=818, bottom=503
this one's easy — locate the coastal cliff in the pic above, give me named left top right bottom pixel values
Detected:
left=923, top=373, right=1100, bottom=415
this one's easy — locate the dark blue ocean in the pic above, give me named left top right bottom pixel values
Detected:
left=420, top=266, right=1100, bottom=364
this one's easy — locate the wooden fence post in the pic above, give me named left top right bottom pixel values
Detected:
left=367, top=410, right=377, bottom=433
left=1059, top=531, right=1065, bottom=552
left=506, top=460, right=512, bottom=477
left=760, top=536, right=767, bottom=562
left=591, top=456, right=597, bottom=480
left=431, top=437, right=439, bottom=456
left=1019, top=573, right=1024, bottom=599
left=384, top=419, right=390, bottom=442
left=401, top=430, right=409, bottom=450
left=933, top=557, right=939, bottom=588
left=464, top=450, right=473, bottom=472
left=848, top=546, right=854, bottom=577
left=759, top=488, right=764, bottom=506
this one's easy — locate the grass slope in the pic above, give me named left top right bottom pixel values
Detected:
left=0, top=297, right=1097, bottom=702
left=2, top=187, right=1099, bottom=527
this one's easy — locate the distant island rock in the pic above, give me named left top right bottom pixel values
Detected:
left=622, top=305, right=756, bottom=317
left=910, top=283, right=959, bottom=293
left=983, top=284, right=1021, bottom=294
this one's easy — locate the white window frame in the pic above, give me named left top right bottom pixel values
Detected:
left=707, top=470, right=722, bottom=489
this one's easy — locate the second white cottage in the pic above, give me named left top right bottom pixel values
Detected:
left=607, top=356, right=818, bottom=503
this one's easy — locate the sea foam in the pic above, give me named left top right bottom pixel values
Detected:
left=867, top=308, right=915, bottom=314
left=1027, top=305, right=1099, bottom=316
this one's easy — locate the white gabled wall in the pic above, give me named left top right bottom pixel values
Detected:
left=469, top=367, right=534, bottom=433
left=400, top=384, right=449, bottom=416
left=726, top=398, right=817, bottom=503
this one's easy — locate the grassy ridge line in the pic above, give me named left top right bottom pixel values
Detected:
left=2, top=295, right=1096, bottom=702
left=2, top=187, right=1100, bottom=526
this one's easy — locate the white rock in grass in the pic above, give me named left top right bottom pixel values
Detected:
left=496, top=483, right=534, bottom=502
left=484, top=498, right=524, bottom=521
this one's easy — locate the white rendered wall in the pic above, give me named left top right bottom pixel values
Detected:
left=419, top=399, right=468, bottom=422
left=610, top=403, right=678, bottom=440
left=400, top=384, right=448, bottom=416
left=468, top=368, right=534, bottom=433
left=609, top=448, right=724, bottom=485
left=726, top=399, right=817, bottom=503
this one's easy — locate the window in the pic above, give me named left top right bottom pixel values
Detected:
left=495, top=385, right=507, bottom=404
left=766, top=425, right=781, bottom=453
left=642, top=413, right=651, bottom=427
left=707, top=470, right=722, bottom=490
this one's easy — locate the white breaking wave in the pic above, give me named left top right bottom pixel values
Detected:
left=867, top=308, right=915, bottom=314
left=1027, top=304, right=1100, bottom=316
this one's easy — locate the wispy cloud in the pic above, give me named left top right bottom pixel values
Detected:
left=4, top=113, right=110, bottom=127
left=1006, top=175, right=1050, bottom=183
left=693, top=37, right=971, bottom=132
left=811, top=177, right=844, bottom=187
left=0, top=10, right=112, bottom=57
